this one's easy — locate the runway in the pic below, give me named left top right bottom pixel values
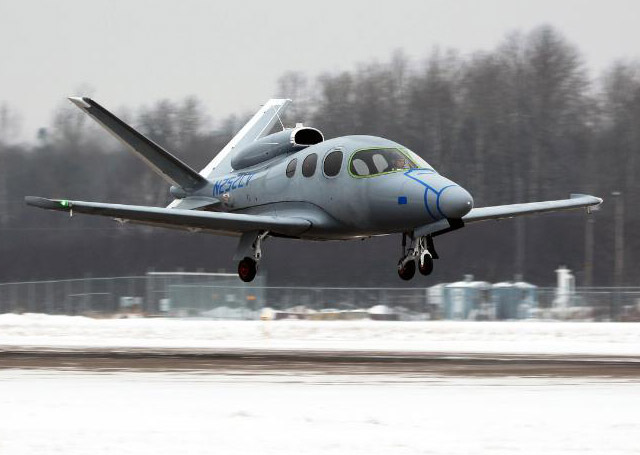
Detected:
left=2, top=346, right=639, bottom=377
left=2, top=319, right=640, bottom=454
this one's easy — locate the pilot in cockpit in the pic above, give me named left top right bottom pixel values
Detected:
left=392, top=156, right=409, bottom=171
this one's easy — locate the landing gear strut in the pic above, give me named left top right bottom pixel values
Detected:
left=234, top=230, right=269, bottom=282
left=397, top=233, right=436, bottom=280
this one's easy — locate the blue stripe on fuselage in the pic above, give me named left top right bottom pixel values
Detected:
left=403, top=169, right=458, bottom=220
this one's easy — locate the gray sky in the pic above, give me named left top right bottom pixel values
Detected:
left=1, top=0, right=639, bottom=141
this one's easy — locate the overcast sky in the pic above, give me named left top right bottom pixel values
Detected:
left=1, top=0, right=639, bottom=141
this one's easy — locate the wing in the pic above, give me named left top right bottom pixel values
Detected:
left=25, top=197, right=310, bottom=237
left=462, top=194, right=602, bottom=224
left=68, top=97, right=208, bottom=192
left=198, top=99, right=292, bottom=178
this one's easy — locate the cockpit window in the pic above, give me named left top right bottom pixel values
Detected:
left=349, top=148, right=418, bottom=177
left=403, top=148, right=432, bottom=170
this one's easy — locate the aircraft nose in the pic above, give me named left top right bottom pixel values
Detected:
left=438, top=186, right=474, bottom=218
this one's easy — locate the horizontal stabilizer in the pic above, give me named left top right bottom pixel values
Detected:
left=68, top=97, right=208, bottom=192
left=463, top=194, right=603, bottom=223
left=25, top=197, right=311, bottom=237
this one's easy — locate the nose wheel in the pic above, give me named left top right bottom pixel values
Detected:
left=398, top=233, right=436, bottom=280
left=418, top=254, right=434, bottom=276
left=397, top=259, right=416, bottom=280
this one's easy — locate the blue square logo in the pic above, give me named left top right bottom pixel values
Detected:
left=398, top=196, right=408, bottom=205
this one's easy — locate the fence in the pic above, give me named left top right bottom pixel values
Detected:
left=0, top=273, right=638, bottom=321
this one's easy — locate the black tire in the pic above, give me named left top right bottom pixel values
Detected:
left=418, top=255, right=434, bottom=276
left=238, top=257, right=257, bottom=282
left=397, top=259, right=416, bottom=281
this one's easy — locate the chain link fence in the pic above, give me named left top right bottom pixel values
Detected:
left=0, top=273, right=639, bottom=321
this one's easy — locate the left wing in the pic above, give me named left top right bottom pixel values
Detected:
left=462, top=194, right=602, bottom=224
left=25, top=197, right=310, bottom=237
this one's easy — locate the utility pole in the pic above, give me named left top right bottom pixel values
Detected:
left=514, top=176, right=526, bottom=278
left=612, top=191, right=624, bottom=288
left=612, top=191, right=624, bottom=320
left=584, top=216, right=595, bottom=287
left=515, top=217, right=525, bottom=277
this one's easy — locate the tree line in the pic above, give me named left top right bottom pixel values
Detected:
left=0, top=25, right=638, bottom=286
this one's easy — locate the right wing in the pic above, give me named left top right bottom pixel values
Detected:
left=25, top=197, right=310, bottom=237
left=462, top=194, right=602, bottom=223
left=199, top=99, right=292, bottom=178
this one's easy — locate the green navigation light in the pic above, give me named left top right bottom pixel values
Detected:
left=60, top=200, right=69, bottom=207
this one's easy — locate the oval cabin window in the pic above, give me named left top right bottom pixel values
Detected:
left=323, top=150, right=343, bottom=177
left=286, top=158, right=297, bottom=178
left=302, top=153, right=318, bottom=177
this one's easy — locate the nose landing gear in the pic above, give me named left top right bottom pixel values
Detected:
left=418, top=253, right=434, bottom=276
left=398, top=233, right=436, bottom=280
left=397, top=258, right=416, bottom=280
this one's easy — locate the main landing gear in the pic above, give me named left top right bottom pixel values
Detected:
left=397, top=233, right=437, bottom=281
left=235, top=230, right=269, bottom=282
left=238, top=257, right=258, bottom=282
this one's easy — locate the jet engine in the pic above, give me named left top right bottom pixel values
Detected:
left=231, top=126, right=324, bottom=170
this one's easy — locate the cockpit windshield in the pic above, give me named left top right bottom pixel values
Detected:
left=349, top=148, right=431, bottom=177
left=403, top=149, right=432, bottom=170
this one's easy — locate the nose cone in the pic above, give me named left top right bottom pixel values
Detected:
left=439, top=186, right=474, bottom=218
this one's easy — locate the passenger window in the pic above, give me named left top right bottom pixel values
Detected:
left=302, top=153, right=318, bottom=177
left=323, top=150, right=343, bottom=177
left=349, top=148, right=418, bottom=177
left=286, top=158, right=297, bottom=178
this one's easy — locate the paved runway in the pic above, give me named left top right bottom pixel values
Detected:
left=2, top=346, right=639, bottom=377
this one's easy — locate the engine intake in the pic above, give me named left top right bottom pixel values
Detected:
left=231, top=127, right=324, bottom=170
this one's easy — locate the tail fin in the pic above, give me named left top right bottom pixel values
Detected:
left=199, top=99, right=292, bottom=178
left=68, top=97, right=208, bottom=192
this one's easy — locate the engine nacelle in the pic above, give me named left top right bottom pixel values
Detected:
left=231, top=127, right=324, bottom=170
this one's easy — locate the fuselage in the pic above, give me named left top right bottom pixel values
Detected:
left=197, top=135, right=473, bottom=240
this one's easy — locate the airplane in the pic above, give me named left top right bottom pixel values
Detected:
left=26, top=97, right=602, bottom=282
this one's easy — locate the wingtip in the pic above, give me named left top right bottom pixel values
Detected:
left=68, top=96, right=91, bottom=109
left=570, top=193, right=603, bottom=205
left=25, top=196, right=71, bottom=210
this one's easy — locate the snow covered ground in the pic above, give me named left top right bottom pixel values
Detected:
left=1, top=313, right=640, bottom=356
left=2, top=314, right=639, bottom=454
left=1, top=369, right=639, bottom=455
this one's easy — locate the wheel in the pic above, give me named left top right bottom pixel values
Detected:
left=397, top=259, right=416, bottom=281
left=418, top=254, right=434, bottom=276
left=238, top=257, right=257, bottom=282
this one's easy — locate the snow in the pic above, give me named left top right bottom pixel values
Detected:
left=1, top=313, right=640, bottom=356
left=0, top=370, right=639, bottom=455
left=1, top=314, right=639, bottom=454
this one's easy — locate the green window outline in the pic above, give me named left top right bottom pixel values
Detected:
left=347, top=147, right=418, bottom=179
